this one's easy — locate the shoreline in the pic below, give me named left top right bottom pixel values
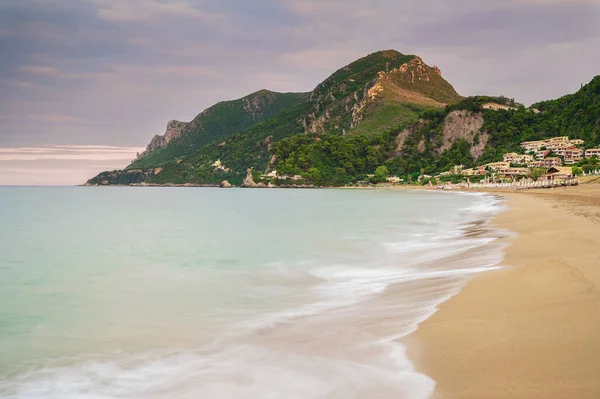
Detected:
left=408, top=185, right=600, bottom=398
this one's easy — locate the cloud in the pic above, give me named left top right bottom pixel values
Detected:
left=91, top=0, right=224, bottom=23
left=0, top=112, right=86, bottom=124
left=4, top=80, right=37, bottom=89
left=21, top=65, right=61, bottom=75
left=0, top=145, right=144, bottom=185
left=0, top=145, right=144, bottom=161
left=1, top=0, right=599, bottom=155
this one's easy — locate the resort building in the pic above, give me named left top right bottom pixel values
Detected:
left=519, top=136, right=583, bottom=153
left=585, top=149, right=600, bottom=158
left=527, top=161, right=543, bottom=168
left=485, top=162, right=510, bottom=170
left=535, top=149, right=551, bottom=160
left=545, top=166, right=574, bottom=181
left=503, top=153, right=534, bottom=164
left=497, top=167, right=529, bottom=178
left=462, top=166, right=488, bottom=176
left=520, top=141, right=547, bottom=151
left=564, top=148, right=584, bottom=164
left=547, top=136, right=570, bottom=144
left=538, top=157, right=562, bottom=168
left=552, top=145, right=574, bottom=157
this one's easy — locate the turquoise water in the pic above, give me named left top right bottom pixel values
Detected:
left=0, top=187, right=505, bottom=398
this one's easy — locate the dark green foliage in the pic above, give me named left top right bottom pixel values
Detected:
left=130, top=90, right=309, bottom=168
left=529, top=167, right=547, bottom=181
left=85, top=170, right=147, bottom=185
left=269, top=130, right=398, bottom=186
left=372, top=166, right=390, bottom=183
left=531, top=76, right=600, bottom=146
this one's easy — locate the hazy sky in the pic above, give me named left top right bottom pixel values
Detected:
left=1, top=0, right=599, bottom=185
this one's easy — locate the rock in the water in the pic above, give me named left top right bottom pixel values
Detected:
left=220, top=180, right=232, bottom=188
left=241, top=168, right=256, bottom=187
left=241, top=168, right=267, bottom=188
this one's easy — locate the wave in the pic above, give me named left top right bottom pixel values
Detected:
left=0, top=191, right=508, bottom=399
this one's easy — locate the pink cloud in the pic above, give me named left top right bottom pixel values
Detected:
left=21, top=65, right=61, bottom=76
left=0, top=145, right=144, bottom=185
left=92, top=0, right=225, bottom=23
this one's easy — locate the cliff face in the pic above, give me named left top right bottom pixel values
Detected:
left=439, top=111, right=489, bottom=160
left=348, top=55, right=462, bottom=135
left=138, top=120, right=190, bottom=158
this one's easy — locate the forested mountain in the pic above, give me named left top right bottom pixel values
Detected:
left=130, top=90, right=309, bottom=168
left=86, top=51, right=600, bottom=187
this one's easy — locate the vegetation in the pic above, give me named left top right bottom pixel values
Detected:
left=130, top=90, right=309, bottom=168
left=529, top=167, right=548, bottom=182
left=86, top=50, right=600, bottom=187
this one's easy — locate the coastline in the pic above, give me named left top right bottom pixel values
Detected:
left=408, top=185, right=600, bottom=398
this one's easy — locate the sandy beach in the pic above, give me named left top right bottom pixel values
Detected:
left=409, top=183, right=600, bottom=398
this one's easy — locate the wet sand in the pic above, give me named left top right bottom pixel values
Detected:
left=409, top=183, right=600, bottom=398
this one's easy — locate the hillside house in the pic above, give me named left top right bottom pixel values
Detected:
left=535, top=150, right=551, bottom=160
left=386, top=176, right=403, bottom=183
left=482, top=102, right=517, bottom=111
left=564, top=148, right=584, bottom=164
left=521, top=141, right=547, bottom=151
left=462, top=166, right=488, bottom=176
left=585, top=149, right=600, bottom=158
left=497, top=167, right=529, bottom=178
left=527, top=161, right=543, bottom=168
left=504, top=153, right=534, bottom=164
left=551, top=144, right=576, bottom=156
left=547, top=136, right=570, bottom=144
left=485, top=162, right=510, bottom=170
left=539, top=157, right=563, bottom=168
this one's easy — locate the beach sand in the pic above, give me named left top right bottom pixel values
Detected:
left=408, top=183, right=600, bottom=398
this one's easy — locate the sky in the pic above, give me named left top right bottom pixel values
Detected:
left=1, top=0, right=599, bottom=185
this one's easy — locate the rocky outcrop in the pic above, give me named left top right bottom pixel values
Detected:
left=243, top=90, right=277, bottom=119
left=395, top=125, right=416, bottom=153
left=136, top=120, right=191, bottom=159
left=438, top=110, right=489, bottom=160
left=219, top=180, right=232, bottom=188
left=240, top=168, right=265, bottom=188
left=393, top=111, right=489, bottom=161
left=398, top=56, right=434, bottom=83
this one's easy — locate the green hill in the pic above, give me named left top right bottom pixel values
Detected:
left=87, top=50, right=464, bottom=186
left=86, top=52, right=600, bottom=187
left=130, top=90, right=309, bottom=169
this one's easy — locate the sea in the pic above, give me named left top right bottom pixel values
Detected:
left=0, top=187, right=507, bottom=399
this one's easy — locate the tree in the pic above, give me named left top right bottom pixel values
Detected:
left=529, top=167, right=547, bottom=181
left=572, top=166, right=583, bottom=176
left=372, top=166, right=390, bottom=183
